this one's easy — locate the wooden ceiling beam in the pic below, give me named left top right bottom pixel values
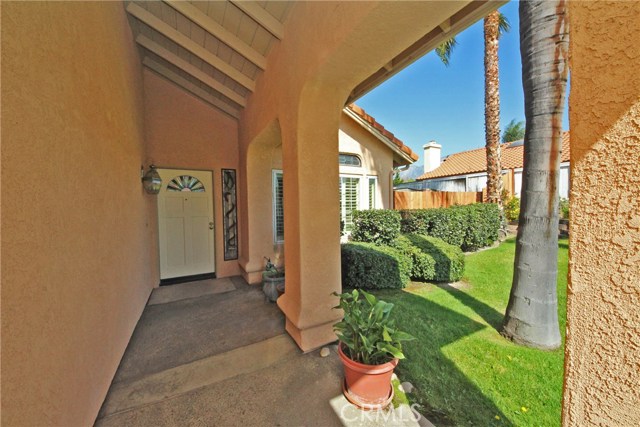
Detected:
left=163, top=0, right=268, bottom=70
left=143, top=56, right=240, bottom=119
left=137, top=35, right=247, bottom=107
left=230, top=0, right=284, bottom=40
left=127, top=2, right=255, bottom=92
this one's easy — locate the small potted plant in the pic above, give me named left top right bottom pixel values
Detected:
left=333, top=289, right=414, bottom=410
left=262, top=257, right=284, bottom=302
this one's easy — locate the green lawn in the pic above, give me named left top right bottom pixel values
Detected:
left=373, top=238, right=568, bottom=426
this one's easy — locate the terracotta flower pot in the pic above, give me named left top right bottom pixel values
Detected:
left=338, top=343, right=398, bottom=410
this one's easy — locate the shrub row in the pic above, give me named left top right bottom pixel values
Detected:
left=403, top=234, right=465, bottom=282
left=341, top=242, right=411, bottom=290
left=351, top=209, right=401, bottom=246
left=341, top=234, right=465, bottom=290
left=399, top=203, right=501, bottom=251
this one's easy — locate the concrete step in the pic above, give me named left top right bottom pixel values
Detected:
left=98, top=334, right=299, bottom=419
left=148, top=278, right=236, bottom=305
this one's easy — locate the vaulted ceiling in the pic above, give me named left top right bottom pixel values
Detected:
left=126, top=1, right=497, bottom=121
left=126, top=1, right=293, bottom=119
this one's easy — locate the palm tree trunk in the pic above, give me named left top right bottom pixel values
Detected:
left=501, top=0, right=569, bottom=349
left=484, top=11, right=503, bottom=207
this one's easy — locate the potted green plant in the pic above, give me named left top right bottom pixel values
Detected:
left=333, top=289, right=414, bottom=410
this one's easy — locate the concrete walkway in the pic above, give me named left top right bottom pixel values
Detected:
left=96, top=277, right=428, bottom=426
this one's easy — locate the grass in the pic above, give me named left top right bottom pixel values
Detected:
left=373, top=237, right=568, bottom=426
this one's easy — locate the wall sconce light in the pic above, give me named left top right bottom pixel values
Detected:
left=142, top=165, right=162, bottom=194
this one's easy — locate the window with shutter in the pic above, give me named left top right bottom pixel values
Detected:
left=340, top=176, right=360, bottom=231
left=368, top=177, right=377, bottom=209
left=273, top=170, right=284, bottom=243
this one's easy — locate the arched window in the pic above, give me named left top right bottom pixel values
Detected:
left=167, top=175, right=205, bottom=192
left=338, top=153, right=362, bottom=167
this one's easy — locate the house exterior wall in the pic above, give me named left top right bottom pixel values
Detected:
left=564, top=1, right=640, bottom=425
left=338, top=112, right=394, bottom=209
left=267, top=111, right=396, bottom=248
left=143, top=70, right=241, bottom=279
left=418, top=164, right=569, bottom=199
left=1, top=2, right=154, bottom=426
left=237, top=1, right=471, bottom=350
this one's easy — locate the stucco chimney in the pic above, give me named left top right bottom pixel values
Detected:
left=423, top=141, right=442, bottom=173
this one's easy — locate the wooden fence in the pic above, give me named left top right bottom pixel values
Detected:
left=394, top=190, right=483, bottom=210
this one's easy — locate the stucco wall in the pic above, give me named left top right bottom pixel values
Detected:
left=338, top=113, right=394, bottom=209
left=564, top=1, right=640, bottom=425
left=1, top=2, right=154, bottom=426
left=143, top=70, right=240, bottom=279
left=239, top=1, right=474, bottom=350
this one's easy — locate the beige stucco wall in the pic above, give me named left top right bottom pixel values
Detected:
left=339, top=113, right=395, bottom=209
left=238, top=1, right=479, bottom=350
left=1, top=2, right=154, bottom=426
left=143, top=70, right=240, bottom=279
left=564, top=1, right=640, bottom=425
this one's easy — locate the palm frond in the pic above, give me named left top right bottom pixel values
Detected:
left=436, top=37, right=457, bottom=67
left=497, top=12, right=511, bottom=38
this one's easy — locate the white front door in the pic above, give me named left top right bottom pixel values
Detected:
left=157, top=169, right=215, bottom=280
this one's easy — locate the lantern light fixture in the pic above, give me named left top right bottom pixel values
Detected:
left=142, top=165, right=162, bottom=194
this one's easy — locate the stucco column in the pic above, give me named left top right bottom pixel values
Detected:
left=276, top=89, right=344, bottom=352
left=564, top=2, right=640, bottom=425
left=238, top=121, right=283, bottom=284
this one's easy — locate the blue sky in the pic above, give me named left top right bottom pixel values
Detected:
left=357, top=1, right=569, bottom=159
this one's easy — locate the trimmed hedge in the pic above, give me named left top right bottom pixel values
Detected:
left=404, top=234, right=465, bottom=282
left=463, top=203, right=501, bottom=250
left=351, top=209, right=401, bottom=246
left=400, top=203, right=500, bottom=251
left=341, top=242, right=411, bottom=289
left=392, top=235, right=436, bottom=281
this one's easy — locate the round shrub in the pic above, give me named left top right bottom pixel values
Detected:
left=404, top=234, right=465, bottom=282
left=351, top=209, right=401, bottom=246
left=341, top=242, right=411, bottom=289
left=392, top=235, right=436, bottom=280
left=504, top=197, right=520, bottom=222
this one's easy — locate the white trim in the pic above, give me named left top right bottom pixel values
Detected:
left=339, top=174, right=362, bottom=232
left=367, top=176, right=378, bottom=209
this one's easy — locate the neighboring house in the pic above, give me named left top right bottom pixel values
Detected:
left=271, top=104, right=417, bottom=245
left=403, top=132, right=570, bottom=199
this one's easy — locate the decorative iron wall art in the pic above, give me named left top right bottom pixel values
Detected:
left=221, top=169, right=238, bottom=260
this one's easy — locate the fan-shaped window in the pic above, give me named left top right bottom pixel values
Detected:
left=339, top=153, right=362, bottom=167
left=167, top=175, right=205, bottom=192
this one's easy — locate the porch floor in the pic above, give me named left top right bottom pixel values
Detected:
left=95, top=277, right=425, bottom=426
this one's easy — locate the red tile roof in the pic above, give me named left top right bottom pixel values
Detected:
left=346, top=104, right=419, bottom=162
left=417, top=131, right=570, bottom=180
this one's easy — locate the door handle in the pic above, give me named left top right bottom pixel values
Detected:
left=209, top=222, right=214, bottom=230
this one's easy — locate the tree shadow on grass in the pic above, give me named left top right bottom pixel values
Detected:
left=408, top=234, right=506, bottom=331
left=375, top=289, right=514, bottom=427
left=436, top=282, right=505, bottom=331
